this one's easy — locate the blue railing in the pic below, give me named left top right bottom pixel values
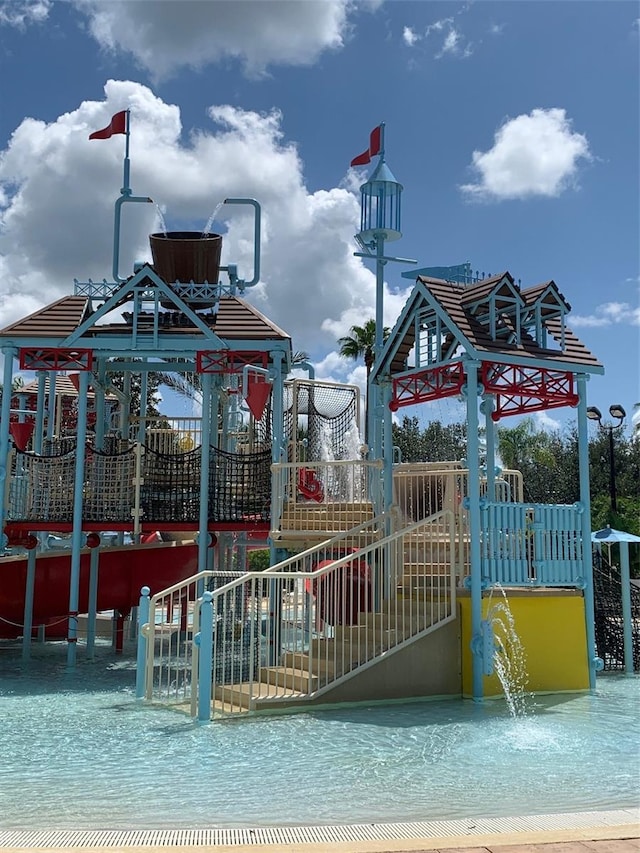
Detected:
left=480, top=501, right=584, bottom=587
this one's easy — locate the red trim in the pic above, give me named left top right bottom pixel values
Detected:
left=196, top=350, right=268, bottom=374
left=480, top=362, right=579, bottom=421
left=390, top=363, right=464, bottom=411
left=19, top=348, right=93, bottom=371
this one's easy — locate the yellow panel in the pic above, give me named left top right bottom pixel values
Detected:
left=459, top=592, right=589, bottom=697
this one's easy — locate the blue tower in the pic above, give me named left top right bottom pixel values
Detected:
left=353, top=126, right=414, bottom=510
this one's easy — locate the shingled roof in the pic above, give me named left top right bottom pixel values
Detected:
left=0, top=294, right=290, bottom=345
left=379, top=273, right=602, bottom=377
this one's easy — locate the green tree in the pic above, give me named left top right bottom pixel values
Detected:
left=391, top=415, right=467, bottom=463
left=338, top=319, right=389, bottom=444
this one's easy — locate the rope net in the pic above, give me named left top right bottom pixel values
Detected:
left=8, top=442, right=272, bottom=526
left=209, top=447, right=271, bottom=523
left=84, top=445, right=137, bottom=522
left=594, top=551, right=640, bottom=672
left=140, top=446, right=202, bottom=523
left=284, top=380, right=359, bottom=462
left=9, top=446, right=77, bottom=523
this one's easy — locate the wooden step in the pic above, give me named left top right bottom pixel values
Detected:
left=214, top=681, right=306, bottom=709
left=259, top=666, right=318, bottom=692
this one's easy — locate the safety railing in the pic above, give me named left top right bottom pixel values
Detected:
left=271, top=459, right=383, bottom=539
left=479, top=501, right=585, bottom=586
left=392, top=464, right=524, bottom=577
left=140, top=570, right=247, bottom=709
left=128, top=416, right=202, bottom=452
left=139, top=509, right=456, bottom=720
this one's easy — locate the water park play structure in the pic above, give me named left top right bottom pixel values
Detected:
left=0, top=118, right=636, bottom=720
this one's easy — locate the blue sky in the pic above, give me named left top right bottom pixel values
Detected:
left=0, top=0, right=638, bottom=434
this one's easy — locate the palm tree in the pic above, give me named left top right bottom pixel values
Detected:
left=338, top=319, right=390, bottom=444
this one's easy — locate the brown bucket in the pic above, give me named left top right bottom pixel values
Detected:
left=149, top=231, right=222, bottom=285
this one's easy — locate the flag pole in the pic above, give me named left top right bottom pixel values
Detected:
left=122, top=109, right=131, bottom=197
left=378, top=122, right=385, bottom=160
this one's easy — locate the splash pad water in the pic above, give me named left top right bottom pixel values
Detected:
left=0, top=642, right=638, bottom=832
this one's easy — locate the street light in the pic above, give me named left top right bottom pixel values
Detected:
left=587, top=404, right=626, bottom=515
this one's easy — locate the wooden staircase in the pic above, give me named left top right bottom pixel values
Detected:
left=275, top=501, right=375, bottom=542
left=213, top=592, right=452, bottom=713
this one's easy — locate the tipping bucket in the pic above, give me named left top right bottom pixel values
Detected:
left=150, top=230, right=222, bottom=293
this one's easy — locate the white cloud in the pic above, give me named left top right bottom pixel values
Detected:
left=0, top=81, right=411, bottom=373
left=0, top=0, right=50, bottom=28
left=460, top=108, right=591, bottom=201
left=533, top=410, right=562, bottom=433
left=570, top=301, right=640, bottom=328
left=69, top=0, right=353, bottom=79
left=425, top=17, right=453, bottom=36
left=435, top=27, right=472, bottom=59
left=403, top=26, right=419, bottom=47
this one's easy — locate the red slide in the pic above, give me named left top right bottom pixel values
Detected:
left=0, top=540, right=198, bottom=639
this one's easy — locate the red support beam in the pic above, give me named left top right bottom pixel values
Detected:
left=19, top=348, right=93, bottom=371
left=196, top=350, right=268, bottom=374
left=390, top=362, right=464, bottom=411
left=480, top=362, right=578, bottom=421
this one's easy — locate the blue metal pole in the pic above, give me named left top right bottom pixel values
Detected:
left=268, top=352, right=285, bottom=665
left=21, top=550, right=36, bottom=660
left=198, top=371, right=212, bottom=574
left=135, top=586, right=151, bottom=699
left=197, top=591, right=214, bottom=722
left=22, top=371, right=48, bottom=657
left=46, top=372, right=56, bottom=441
left=370, top=232, right=386, bottom=465
left=34, top=371, right=46, bottom=452
left=86, top=362, right=106, bottom=660
left=619, top=542, right=634, bottom=675
left=66, top=370, right=90, bottom=668
left=481, top=396, right=496, bottom=502
left=137, top=370, right=148, bottom=446
left=0, top=346, right=16, bottom=552
left=576, top=374, right=597, bottom=688
left=465, top=360, right=484, bottom=700
left=86, top=548, right=99, bottom=660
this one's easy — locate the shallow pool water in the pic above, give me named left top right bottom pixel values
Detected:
left=1, top=642, right=638, bottom=830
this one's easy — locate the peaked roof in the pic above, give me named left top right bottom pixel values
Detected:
left=0, top=294, right=290, bottom=344
left=373, top=273, right=602, bottom=379
left=0, top=296, right=89, bottom=338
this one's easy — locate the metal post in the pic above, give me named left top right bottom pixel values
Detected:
left=198, top=371, right=212, bottom=574
left=86, top=547, right=99, bottom=659
left=66, top=370, right=90, bottom=669
left=21, top=550, right=37, bottom=660
left=135, top=586, right=151, bottom=699
left=577, top=375, right=597, bottom=688
left=608, top=426, right=618, bottom=514
left=0, top=346, right=16, bottom=550
left=465, top=360, right=484, bottom=700
left=197, top=591, right=214, bottom=722
left=619, top=541, right=634, bottom=674
left=481, top=396, right=496, bottom=502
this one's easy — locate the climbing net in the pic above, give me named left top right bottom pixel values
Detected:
left=284, top=380, right=360, bottom=463
left=209, top=447, right=271, bottom=522
left=84, top=445, right=137, bottom=522
left=594, top=550, right=640, bottom=671
left=141, top=445, right=202, bottom=523
left=7, top=440, right=271, bottom=526
left=9, top=445, right=77, bottom=523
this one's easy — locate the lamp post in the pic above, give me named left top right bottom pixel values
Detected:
left=586, top=404, right=626, bottom=515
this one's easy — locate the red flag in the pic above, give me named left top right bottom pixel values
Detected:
left=350, top=125, right=382, bottom=167
left=89, top=110, right=127, bottom=140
